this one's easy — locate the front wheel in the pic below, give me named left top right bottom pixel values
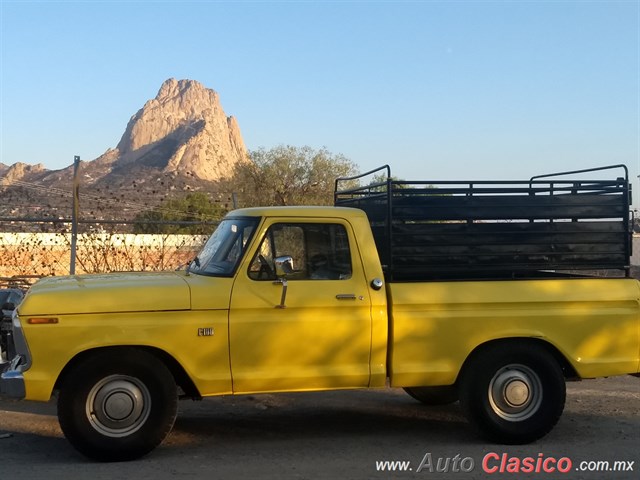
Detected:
left=459, top=343, right=565, bottom=444
left=58, top=349, right=178, bottom=461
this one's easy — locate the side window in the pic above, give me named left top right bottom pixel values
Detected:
left=248, top=223, right=352, bottom=281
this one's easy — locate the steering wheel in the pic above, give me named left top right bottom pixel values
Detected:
left=257, top=254, right=275, bottom=279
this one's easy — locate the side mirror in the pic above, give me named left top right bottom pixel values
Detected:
left=274, top=256, right=294, bottom=278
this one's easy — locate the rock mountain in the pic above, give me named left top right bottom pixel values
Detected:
left=0, top=79, right=247, bottom=220
left=110, top=78, right=246, bottom=181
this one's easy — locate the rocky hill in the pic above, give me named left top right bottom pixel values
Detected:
left=0, top=79, right=247, bottom=223
left=107, top=78, right=246, bottom=182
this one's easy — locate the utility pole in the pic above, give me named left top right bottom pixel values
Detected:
left=70, top=155, right=80, bottom=275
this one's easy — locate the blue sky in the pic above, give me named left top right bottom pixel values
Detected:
left=0, top=0, right=638, bottom=186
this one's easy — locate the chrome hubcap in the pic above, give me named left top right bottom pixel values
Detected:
left=86, top=375, right=151, bottom=437
left=504, top=379, right=529, bottom=406
left=488, top=364, right=542, bottom=421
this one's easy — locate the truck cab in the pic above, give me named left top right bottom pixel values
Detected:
left=186, top=207, right=389, bottom=393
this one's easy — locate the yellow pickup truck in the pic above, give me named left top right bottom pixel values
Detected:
left=1, top=165, right=639, bottom=462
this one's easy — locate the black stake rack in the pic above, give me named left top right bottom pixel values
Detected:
left=335, top=165, right=632, bottom=281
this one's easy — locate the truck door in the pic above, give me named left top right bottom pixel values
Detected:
left=228, top=219, right=373, bottom=393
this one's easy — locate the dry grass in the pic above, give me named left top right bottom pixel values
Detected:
left=0, top=232, right=206, bottom=283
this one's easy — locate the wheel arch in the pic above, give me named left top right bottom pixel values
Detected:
left=54, top=346, right=201, bottom=399
left=457, top=337, right=579, bottom=385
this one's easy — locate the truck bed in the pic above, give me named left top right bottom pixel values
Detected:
left=335, top=165, right=632, bottom=281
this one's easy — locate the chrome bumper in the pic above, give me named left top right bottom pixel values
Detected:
left=0, top=355, right=26, bottom=398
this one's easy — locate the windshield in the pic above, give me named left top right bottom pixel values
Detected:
left=188, top=217, right=259, bottom=277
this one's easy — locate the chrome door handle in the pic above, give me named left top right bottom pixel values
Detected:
left=336, top=294, right=357, bottom=300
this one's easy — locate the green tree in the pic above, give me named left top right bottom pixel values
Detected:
left=133, top=192, right=224, bottom=234
left=230, top=145, right=358, bottom=207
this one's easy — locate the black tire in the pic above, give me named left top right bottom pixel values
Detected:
left=459, top=342, right=565, bottom=444
left=57, top=349, right=178, bottom=462
left=403, top=386, right=458, bottom=405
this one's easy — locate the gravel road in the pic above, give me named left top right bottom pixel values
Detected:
left=0, top=376, right=638, bottom=479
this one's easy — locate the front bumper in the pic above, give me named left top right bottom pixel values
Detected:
left=0, top=355, right=26, bottom=398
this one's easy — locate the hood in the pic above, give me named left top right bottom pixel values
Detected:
left=19, top=271, right=191, bottom=316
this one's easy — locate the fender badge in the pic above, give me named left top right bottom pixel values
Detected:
left=198, top=327, right=214, bottom=337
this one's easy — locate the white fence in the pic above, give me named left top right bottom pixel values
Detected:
left=632, top=235, right=640, bottom=266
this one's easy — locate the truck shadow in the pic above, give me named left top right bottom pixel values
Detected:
left=166, top=386, right=640, bottom=453
left=167, top=388, right=480, bottom=452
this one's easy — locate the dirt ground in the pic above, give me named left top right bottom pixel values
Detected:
left=0, top=375, right=638, bottom=480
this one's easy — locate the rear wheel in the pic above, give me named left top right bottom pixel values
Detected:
left=459, top=343, right=565, bottom=444
left=58, top=349, right=178, bottom=461
left=403, top=386, right=458, bottom=405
